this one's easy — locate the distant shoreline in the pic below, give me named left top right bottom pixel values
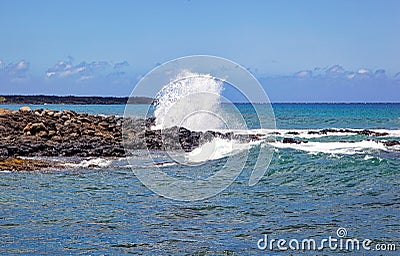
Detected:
left=0, top=95, right=153, bottom=105
left=0, top=95, right=399, bottom=105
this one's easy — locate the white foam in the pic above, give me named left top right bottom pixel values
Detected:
left=364, top=155, right=384, bottom=162
left=388, top=144, right=400, bottom=151
left=215, top=128, right=400, bottom=139
left=186, top=138, right=259, bottom=163
left=154, top=162, right=177, bottom=167
left=269, top=140, right=387, bottom=155
left=364, top=155, right=374, bottom=160
left=153, top=71, right=224, bottom=131
left=63, top=158, right=113, bottom=168
left=374, top=129, right=400, bottom=137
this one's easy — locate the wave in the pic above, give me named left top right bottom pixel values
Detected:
left=153, top=71, right=225, bottom=131
left=268, top=140, right=388, bottom=155
left=178, top=128, right=400, bottom=159
left=219, top=128, right=400, bottom=139
left=62, top=158, right=113, bottom=168
left=185, top=138, right=261, bottom=163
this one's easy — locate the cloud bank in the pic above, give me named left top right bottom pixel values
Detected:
left=261, top=65, right=400, bottom=102
left=1, top=59, right=399, bottom=101
left=1, top=58, right=138, bottom=96
left=0, top=60, right=30, bottom=81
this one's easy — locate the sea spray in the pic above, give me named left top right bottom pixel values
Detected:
left=153, top=70, right=225, bottom=131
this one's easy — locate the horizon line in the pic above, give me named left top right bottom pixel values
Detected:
left=1, top=94, right=399, bottom=104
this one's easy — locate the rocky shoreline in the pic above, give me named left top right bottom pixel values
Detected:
left=0, top=107, right=260, bottom=161
left=0, top=107, right=125, bottom=158
left=1, top=106, right=399, bottom=170
left=0, top=157, right=59, bottom=172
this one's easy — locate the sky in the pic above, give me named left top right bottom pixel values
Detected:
left=0, top=0, right=399, bottom=102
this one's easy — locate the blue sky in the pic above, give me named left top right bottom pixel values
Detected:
left=0, top=0, right=399, bottom=101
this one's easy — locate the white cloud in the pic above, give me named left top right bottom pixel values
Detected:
left=45, top=58, right=110, bottom=81
left=114, top=61, right=129, bottom=69
left=0, top=60, right=30, bottom=80
left=44, top=57, right=134, bottom=86
left=374, top=69, right=387, bottom=79
left=357, top=68, right=371, bottom=74
left=288, top=65, right=395, bottom=81
left=325, top=65, right=347, bottom=78
left=354, top=68, right=374, bottom=79
left=293, top=70, right=312, bottom=78
left=346, top=73, right=356, bottom=79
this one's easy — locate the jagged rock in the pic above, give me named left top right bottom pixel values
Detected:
left=0, top=106, right=314, bottom=158
left=51, top=136, right=62, bottom=142
left=383, top=140, right=400, bottom=147
left=307, top=128, right=389, bottom=137
left=19, top=106, right=31, bottom=112
left=23, top=122, right=47, bottom=135
left=357, top=129, right=389, bottom=137
left=283, top=137, right=302, bottom=144
left=37, top=130, right=48, bottom=138
left=98, top=121, right=109, bottom=128
left=269, top=131, right=281, bottom=135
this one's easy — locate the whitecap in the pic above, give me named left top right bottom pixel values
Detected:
left=185, top=138, right=260, bottom=163
left=268, top=140, right=387, bottom=155
left=62, top=158, right=113, bottom=168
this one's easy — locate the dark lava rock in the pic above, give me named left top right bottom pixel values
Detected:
left=0, top=107, right=269, bottom=158
left=357, top=129, right=389, bottom=137
left=282, top=138, right=302, bottom=144
left=308, top=128, right=389, bottom=137
left=383, top=140, right=400, bottom=147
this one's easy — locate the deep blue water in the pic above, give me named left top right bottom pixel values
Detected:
left=0, top=104, right=399, bottom=255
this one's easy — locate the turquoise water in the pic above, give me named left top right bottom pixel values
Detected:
left=0, top=104, right=399, bottom=255
left=2, top=103, right=400, bottom=129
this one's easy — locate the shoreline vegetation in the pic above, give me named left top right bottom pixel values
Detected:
left=0, top=95, right=153, bottom=105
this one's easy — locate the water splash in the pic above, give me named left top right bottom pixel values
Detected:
left=153, top=71, right=224, bottom=131
left=186, top=138, right=261, bottom=163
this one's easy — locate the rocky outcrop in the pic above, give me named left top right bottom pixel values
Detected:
left=0, top=107, right=262, bottom=158
left=283, top=137, right=303, bottom=144
left=383, top=140, right=400, bottom=147
left=122, top=119, right=262, bottom=152
left=307, top=128, right=389, bottom=137
left=0, top=108, right=125, bottom=157
left=1, top=107, right=397, bottom=158
left=0, top=157, right=58, bottom=171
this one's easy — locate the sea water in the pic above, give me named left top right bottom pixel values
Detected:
left=0, top=103, right=399, bottom=254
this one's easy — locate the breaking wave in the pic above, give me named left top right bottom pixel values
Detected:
left=153, top=71, right=225, bottom=131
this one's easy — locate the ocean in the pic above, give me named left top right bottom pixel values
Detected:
left=1, top=103, right=399, bottom=255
